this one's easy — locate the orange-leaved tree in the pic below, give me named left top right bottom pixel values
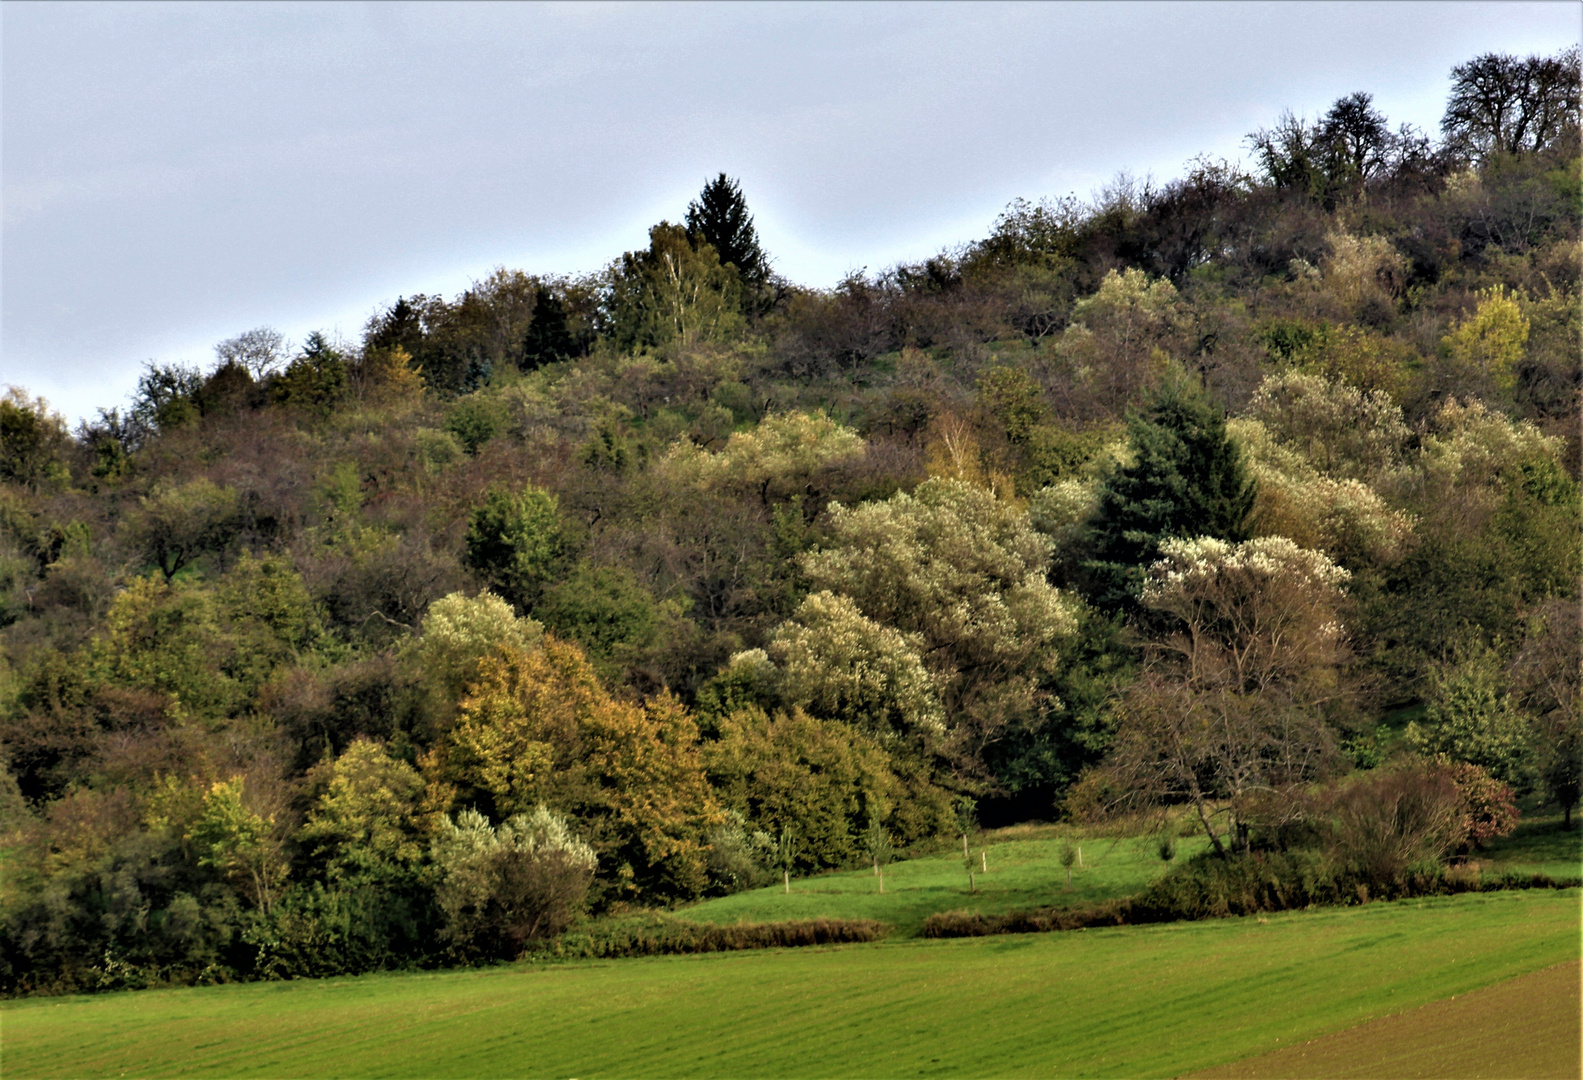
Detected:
left=421, top=636, right=719, bottom=903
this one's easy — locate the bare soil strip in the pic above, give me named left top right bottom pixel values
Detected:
left=1194, top=960, right=1582, bottom=1080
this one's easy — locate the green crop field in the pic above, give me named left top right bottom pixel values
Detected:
left=675, top=825, right=1205, bottom=937
left=4, top=889, right=1577, bottom=1079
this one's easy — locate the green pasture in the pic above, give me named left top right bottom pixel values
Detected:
left=5, top=889, right=1577, bottom=1079
left=677, top=825, right=1203, bottom=937
left=1476, top=811, right=1583, bottom=880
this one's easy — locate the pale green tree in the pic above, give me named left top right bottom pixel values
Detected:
left=1408, top=639, right=1535, bottom=789
left=767, top=590, right=944, bottom=742
left=798, top=478, right=1076, bottom=760
left=432, top=806, right=597, bottom=956
left=299, top=739, right=428, bottom=883
left=414, top=591, right=542, bottom=710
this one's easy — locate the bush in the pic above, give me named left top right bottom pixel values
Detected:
left=1327, top=760, right=1464, bottom=886
left=533, top=915, right=885, bottom=959
left=432, top=807, right=597, bottom=960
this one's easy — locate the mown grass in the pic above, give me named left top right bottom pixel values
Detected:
left=676, top=825, right=1202, bottom=937
left=4, top=889, right=1576, bottom=1079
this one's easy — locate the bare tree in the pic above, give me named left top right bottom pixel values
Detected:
left=1442, top=47, right=1581, bottom=159
left=215, top=327, right=289, bottom=379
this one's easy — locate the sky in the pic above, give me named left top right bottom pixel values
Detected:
left=3, top=1, right=1579, bottom=424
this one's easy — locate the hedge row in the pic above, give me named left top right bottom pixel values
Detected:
left=530, top=916, right=888, bottom=959
left=922, top=855, right=1581, bottom=939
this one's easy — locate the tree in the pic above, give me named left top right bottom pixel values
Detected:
left=298, top=738, right=427, bottom=884
left=0, top=388, right=69, bottom=490
left=462, top=484, right=569, bottom=611
left=120, top=477, right=242, bottom=581
left=131, top=362, right=205, bottom=432
left=685, top=173, right=769, bottom=291
left=861, top=810, right=893, bottom=891
left=422, top=637, right=719, bottom=902
left=431, top=806, right=597, bottom=957
left=798, top=477, right=1077, bottom=766
left=1316, top=92, right=1393, bottom=187
left=657, top=410, right=865, bottom=507
left=520, top=286, right=580, bottom=370
left=1510, top=599, right=1582, bottom=828
left=704, top=705, right=946, bottom=872
left=1440, top=286, right=1530, bottom=394
left=214, top=327, right=288, bottom=380
left=188, top=776, right=289, bottom=913
left=271, top=332, right=348, bottom=412
left=766, top=590, right=945, bottom=743
left=1442, top=47, right=1581, bottom=159
left=1084, top=376, right=1256, bottom=612
left=605, top=223, right=745, bottom=350
left=1407, top=638, right=1534, bottom=790
left=1091, top=537, right=1351, bottom=855
left=414, top=590, right=543, bottom=710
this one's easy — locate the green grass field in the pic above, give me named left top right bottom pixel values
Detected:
left=4, top=889, right=1577, bottom=1079
left=1476, top=812, right=1583, bottom=880
left=675, top=825, right=1203, bottom=937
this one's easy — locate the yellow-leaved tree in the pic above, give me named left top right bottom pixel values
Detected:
left=1441, top=286, right=1530, bottom=392
left=421, top=636, right=719, bottom=903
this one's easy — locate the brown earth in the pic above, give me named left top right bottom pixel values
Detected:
left=1192, top=959, right=1582, bottom=1080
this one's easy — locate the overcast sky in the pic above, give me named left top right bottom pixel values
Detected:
left=3, top=1, right=1578, bottom=423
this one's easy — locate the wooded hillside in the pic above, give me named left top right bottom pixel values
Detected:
left=1, top=48, right=1577, bottom=994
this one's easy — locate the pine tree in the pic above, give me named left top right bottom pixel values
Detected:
left=685, top=173, right=768, bottom=290
left=1084, top=376, right=1256, bottom=613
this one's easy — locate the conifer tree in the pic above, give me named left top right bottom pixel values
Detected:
left=520, top=287, right=578, bottom=371
left=685, top=173, right=768, bottom=290
left=1084, top=375, right=1256, bottom=613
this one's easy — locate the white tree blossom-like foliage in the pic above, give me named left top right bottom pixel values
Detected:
left=1142, top=535, right=1350, bottom=693
left=787, top=478, right=1078, bottom=764
left=416, top=591, right=542, bottom=703
left=1093, top=536, right=1354, bottom=855
left=768, top=590, right=944, bottom=740
left=432, top=806, right=598, bottom=951
left=1419, top=398, right=1563, bottom=494
left=803, top=478, right=1076, bottom=685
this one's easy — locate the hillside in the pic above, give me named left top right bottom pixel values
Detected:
left=0, top=47, right=1578, bottom=996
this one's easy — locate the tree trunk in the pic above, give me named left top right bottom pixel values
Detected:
left=981, top=850, right=988, bottom=872
left=1193, top=794, right=1229, bottom=858
left=783, top=869, right=789, bottom=894
left=962, top=833, right=969, bottom=858
left=878, top=870, right=884, bottom=894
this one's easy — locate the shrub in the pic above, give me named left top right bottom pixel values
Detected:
left=534, top=914, right=885, bottom=959
left=432, top=807, right=597, bottom=960
left=1327, top=760, right=1463, bottom=887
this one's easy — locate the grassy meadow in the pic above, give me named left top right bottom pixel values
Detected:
left=4, top=888, right=1577, bottom=1079
left=1475, top=812, right=1583, bottom=881
left=675, top=825, right=1204, bottom=937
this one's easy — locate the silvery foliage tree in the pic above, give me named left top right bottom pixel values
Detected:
left=780, top=477, right=1077, bottom=768
left=432, top=806, right=597, bottom=956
